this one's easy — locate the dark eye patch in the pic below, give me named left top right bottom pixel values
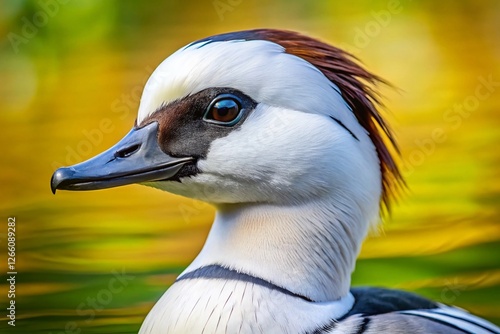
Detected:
left=137, top=88, right=257, bottom=161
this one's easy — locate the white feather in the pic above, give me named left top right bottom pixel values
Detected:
left=145, top=103, right=380, bottom=302
left=138, top=38, right=384, bottom=333
left=140, top=279, right=354, bottom=334
left=137, top=39, right=364, bottom=142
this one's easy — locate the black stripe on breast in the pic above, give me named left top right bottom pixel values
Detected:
left=354, top=316, right=371, bottom=334
left=303, top=315, right=371, bottom=334
left=401, top=313, right=471, bottom=334
left=303, top=318, right=338, bottom=334
left=177, top=264, right=313, bottom=302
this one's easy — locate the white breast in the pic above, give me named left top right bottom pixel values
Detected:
left=139, top=279, right=354, bottom=334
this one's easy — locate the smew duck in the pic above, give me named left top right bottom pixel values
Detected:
left=51, top=29, right=500, bottom=334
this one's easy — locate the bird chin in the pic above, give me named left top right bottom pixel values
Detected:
left=140, top=179, right=212, bottom=202
left=141, top=175, right=247, bottom=205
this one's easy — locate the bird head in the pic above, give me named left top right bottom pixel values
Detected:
left=51, top=29, right=401, bottom=221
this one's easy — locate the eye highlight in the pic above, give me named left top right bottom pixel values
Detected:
left=203, top=94, right=243, bottom=126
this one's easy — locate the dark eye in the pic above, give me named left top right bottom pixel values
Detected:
left=204, top=94, right=242, bottom=126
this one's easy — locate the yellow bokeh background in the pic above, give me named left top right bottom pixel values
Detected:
left=0, top=0, right=499, bottom=333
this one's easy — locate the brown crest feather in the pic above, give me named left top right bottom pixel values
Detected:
left=244, top=29, right=403, bottom=210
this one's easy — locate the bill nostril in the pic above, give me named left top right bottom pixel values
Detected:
left=115, top=144, right=141, bottom=158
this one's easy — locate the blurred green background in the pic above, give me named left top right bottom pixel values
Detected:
left=1, top=0, right=499, bottom=333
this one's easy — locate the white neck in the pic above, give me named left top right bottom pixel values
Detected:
left=182, top=196, right=371, bottom=302
left=139, top=197, right=367, bottom=333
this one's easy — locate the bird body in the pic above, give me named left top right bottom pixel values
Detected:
left=141, top=267, right=354, bottom=333
left=51, top=29, right=500, bottom=334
